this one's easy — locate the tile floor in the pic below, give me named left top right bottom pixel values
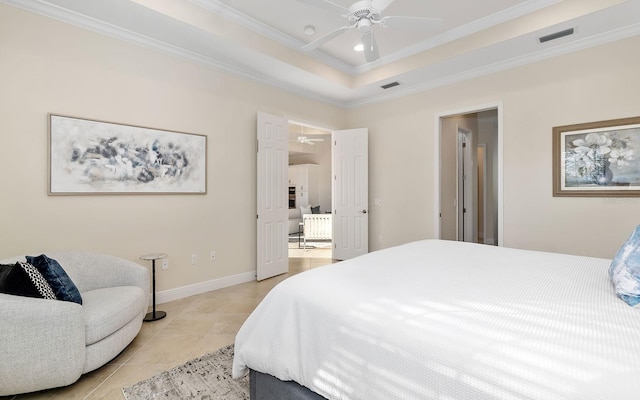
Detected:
left=2, top=249, right=335, bottom=400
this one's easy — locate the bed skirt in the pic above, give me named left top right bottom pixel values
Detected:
left=250, top=370, right=328, bottom=400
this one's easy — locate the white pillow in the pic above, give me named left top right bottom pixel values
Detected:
left=300, top=205, right=312, bottom=215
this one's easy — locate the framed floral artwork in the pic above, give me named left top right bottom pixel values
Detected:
left=49, top=114, right=207, bottom=195
left=553, top=116, right=640, bottom=197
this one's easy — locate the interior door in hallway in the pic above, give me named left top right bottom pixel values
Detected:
left=332, top=128, right=368, bottom=260
left=438, top=106, right=501, bottom=246
left=256, top=112, right=288, bottom=281
left=457, top=127, right=475, bottom=242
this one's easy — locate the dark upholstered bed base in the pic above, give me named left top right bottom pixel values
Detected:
left=250, top=370, right=328, bottom=400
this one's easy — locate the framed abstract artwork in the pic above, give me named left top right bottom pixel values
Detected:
left=48, top=114, right=207, bottom=195
left=553, top=116, right=640, bottom=197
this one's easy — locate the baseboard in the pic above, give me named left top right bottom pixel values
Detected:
left=152, top=271, right=256, bottom=305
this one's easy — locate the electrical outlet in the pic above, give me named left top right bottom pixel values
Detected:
left=210, top=251, right=216, bottom=262
left=191, top=254, right=198, bottom=265
left=162, top=259, right=169, bottom=270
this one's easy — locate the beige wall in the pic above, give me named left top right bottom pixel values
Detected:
left=0, top=5, right=345, bottom=292
left=2, top=3, right=640, bottom=300
left=348, top=35, right=640, bottom=258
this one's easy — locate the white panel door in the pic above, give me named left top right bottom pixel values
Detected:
left=256, top=112, right=288, bottom=281
left=332, top=128, right=368, bottom=260
left=457, top=128, right=474, bottom=242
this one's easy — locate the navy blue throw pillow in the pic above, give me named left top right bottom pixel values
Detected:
left=26, top=254, right=82, bottom=304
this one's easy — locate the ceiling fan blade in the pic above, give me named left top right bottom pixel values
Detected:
left=302, top=25, right=352, bottom=51
left=370, top=0, right=395, bottom=12
left=381, top=16, right=443, bottom=30
left=297, top=0, right=349, bottom=14
left=361, top=30, right=380, bottom=63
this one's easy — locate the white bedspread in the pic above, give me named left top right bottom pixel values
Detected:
left=233, top=240, right=640, bottom=400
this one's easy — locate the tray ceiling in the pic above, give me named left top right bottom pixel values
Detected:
left=3, top=0, right=639, bottom=107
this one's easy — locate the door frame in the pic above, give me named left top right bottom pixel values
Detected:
left=434, top=102, right=504, bottom=246
left=477, top=143, right=488, bottom=244
left=287, top=119, right=336, bottom=258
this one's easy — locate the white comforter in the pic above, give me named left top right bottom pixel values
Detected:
left=233, top=240, right=640, bottom=400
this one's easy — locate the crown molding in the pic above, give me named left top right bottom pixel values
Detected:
left=186, top=0, right=563, bottom=75
left=346, top=19, right=640, bottom=108
left=3, top=0, right=639, bottom=109
left=353, top=0, right=563, bottom=74
left=1, top=0, right=346, bottom=106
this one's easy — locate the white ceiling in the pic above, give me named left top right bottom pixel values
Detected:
left=4, top=0, right=640, bottom=107
left=209, top=0, right=531, bottom=67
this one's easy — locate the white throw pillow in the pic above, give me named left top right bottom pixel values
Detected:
left=300, top=205, right=312, bottom=215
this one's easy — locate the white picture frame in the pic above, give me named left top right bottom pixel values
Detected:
left=48, top=114, right=207, bottom=195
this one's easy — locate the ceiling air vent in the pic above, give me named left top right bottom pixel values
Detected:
left=539, top=28, right=575, bottom=43
left=381, top=81, right=400, bottom=90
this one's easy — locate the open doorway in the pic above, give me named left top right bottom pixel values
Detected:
left=257, top=112, right=368, bottom=280
left=437, top=106, right=502, bottom=245
left=287, top=123, right=333, bottom=259
left=256, top=112, right=369, bottom=280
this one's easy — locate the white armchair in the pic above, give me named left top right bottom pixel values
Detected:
left=0, top=251, right=149, bottom=395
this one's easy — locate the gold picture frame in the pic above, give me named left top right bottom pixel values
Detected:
left=553, top=116, right=640, bottom=197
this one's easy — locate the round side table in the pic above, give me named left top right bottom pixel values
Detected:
left=140, top=253, right=167, bottom=322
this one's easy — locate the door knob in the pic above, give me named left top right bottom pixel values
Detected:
left=361, top=210, right=368, bottom=214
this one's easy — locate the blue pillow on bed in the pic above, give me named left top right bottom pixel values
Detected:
left=609, top=225, right=640, bottom=306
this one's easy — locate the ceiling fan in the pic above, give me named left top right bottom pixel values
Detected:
left=298, top=0, right=442, bottom=62
left=291, top=135, right=324, bottom=145
left=290, top=125, right=325, bottom=145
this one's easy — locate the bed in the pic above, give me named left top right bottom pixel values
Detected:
left=233, top=239, right=640, bottom=400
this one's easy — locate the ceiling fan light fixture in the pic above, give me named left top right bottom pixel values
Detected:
left=354, top=43, right=364, bottom=52
left=356, top=18, right=372, bottom=30
left=304, top=25, right=316, bottom=36
left=299, top=0, right=442, bottom=62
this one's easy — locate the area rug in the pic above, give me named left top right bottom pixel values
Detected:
left=122, top=344, right=249, bottom=400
